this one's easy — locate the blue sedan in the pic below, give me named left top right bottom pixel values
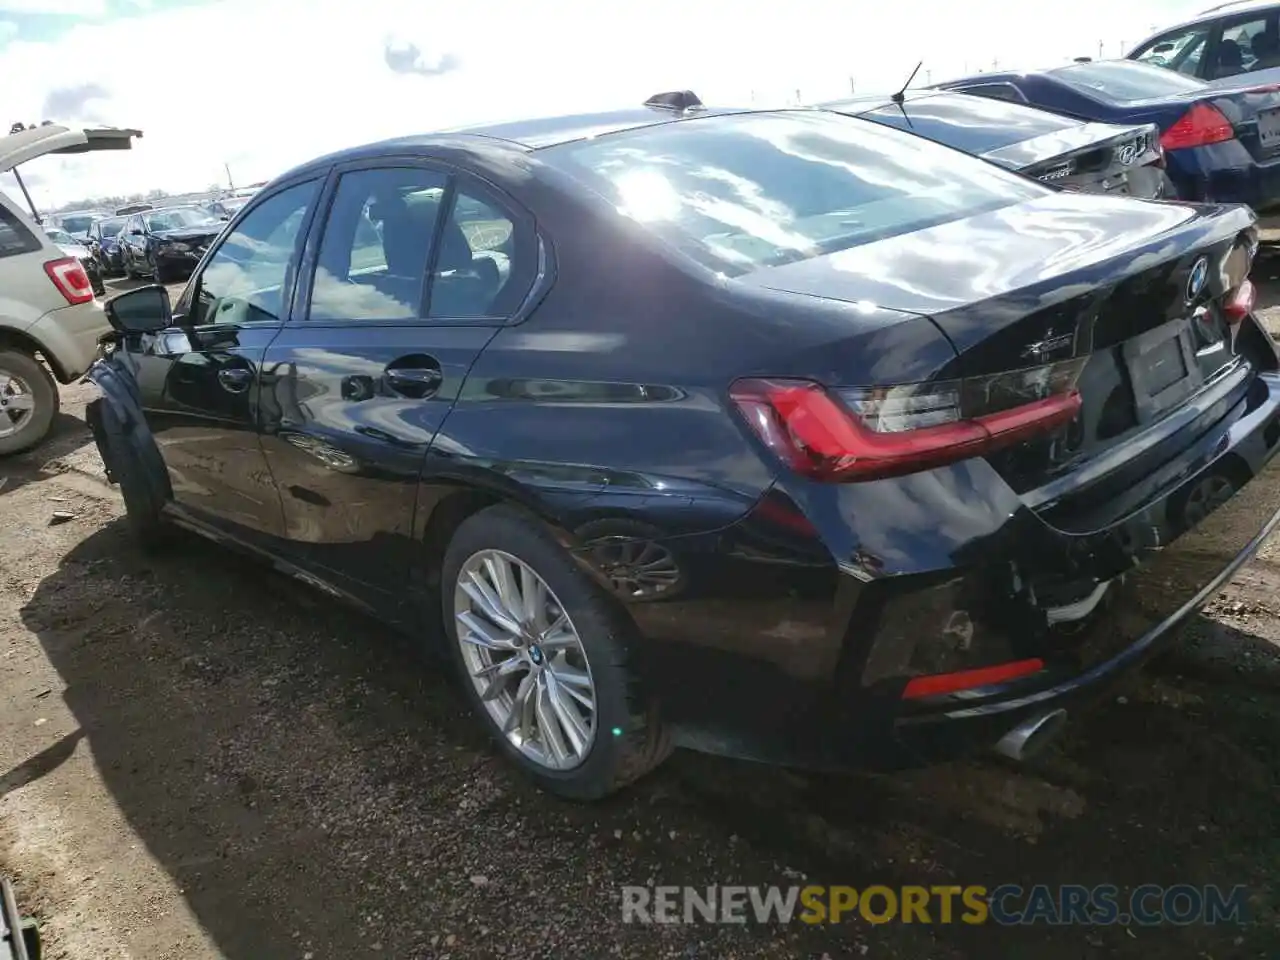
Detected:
left=936, top=59, right=1280, bottom=212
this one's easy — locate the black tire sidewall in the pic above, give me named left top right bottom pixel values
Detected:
left=90, top=398, right=168, bottom=548
left=0, top=350, right=58, bottom=456
left=441, top=505, right=652, bottom=799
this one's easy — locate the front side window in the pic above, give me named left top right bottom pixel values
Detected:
left=309, top=167, right=448, bottom=321
left=1133, top=25, right=1211, bottom=75
left=542, top=110, right=1045, bottom=277
left=190, top=179, right=319, bottom=326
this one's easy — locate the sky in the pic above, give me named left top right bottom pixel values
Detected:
left=1, top=0, right=1208, bottom=210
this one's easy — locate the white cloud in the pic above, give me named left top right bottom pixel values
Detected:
left=0, top=19, right=16, bottom=41
left=0, top=0, right=1208, bottom=208
left=0, top=0, right=104, bottom=13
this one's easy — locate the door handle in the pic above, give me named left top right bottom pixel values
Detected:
left=384, top=364, right=443, bottom=399
left=218, top=367, right=253, bottom=393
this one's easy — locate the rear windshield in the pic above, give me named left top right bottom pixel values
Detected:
left=58, top=215, right=95, bottom=234
left=1049, top=60, right=1208, bottom=101
left=850, top=93, right=1081, bottom=154
left=540, top=110, right=1045, bottom=276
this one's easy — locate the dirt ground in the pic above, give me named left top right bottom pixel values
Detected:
left=3, top=273, right=1280, bottom=960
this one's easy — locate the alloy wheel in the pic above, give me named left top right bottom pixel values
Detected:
left=588, top=536, right=682, bottom=599
left=453, top=549, right=597, bottom=770
left=0, top=371, right=36, bottom=439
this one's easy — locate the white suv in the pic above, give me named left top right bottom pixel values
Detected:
left=0, top=124, right=141, bottom=455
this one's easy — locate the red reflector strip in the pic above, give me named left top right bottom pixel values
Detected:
left=1223, top=279, right=1256, bottom=324
left=901, top=658, right=1045, bottom=699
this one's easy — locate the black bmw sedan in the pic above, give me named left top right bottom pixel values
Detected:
left=86, top=96, right=1280, bottom=800
left=119, top=204, right=225, bottom=283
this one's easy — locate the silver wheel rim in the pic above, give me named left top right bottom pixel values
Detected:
left=0, top=371, right=36, bottom=439
left=590, top=537, right=682, bottom=599
left=453, top=549, right=597, bottom=770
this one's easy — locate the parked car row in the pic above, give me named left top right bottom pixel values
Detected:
left=81, top=85, right=1280, bottom=802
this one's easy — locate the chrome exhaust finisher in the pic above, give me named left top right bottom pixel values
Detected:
left=993, top=708, right=1068, bottom=762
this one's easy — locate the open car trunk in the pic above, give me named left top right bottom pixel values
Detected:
left=0, top=124, right=142, bottom=221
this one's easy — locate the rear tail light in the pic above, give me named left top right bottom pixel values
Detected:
left=730, top=358, right=1085, bottom=482
left=1160, top=103, right=1235, bottom=151
left=43, top=257, right=94, bottom=305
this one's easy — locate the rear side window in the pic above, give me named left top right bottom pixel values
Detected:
left=859, top=94, right=1080, bottom=154
left=0, top=203, right=41, bottom=258
left=1049, top=61, right=1208, bottom=101
left=309, top=167, right=449, bottom=321
left=542, top=110, right=1045, bottom=276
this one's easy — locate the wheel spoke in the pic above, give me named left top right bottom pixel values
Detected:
left=503, top=673, right=536, bottom=736
left=484, top=555, right=522, bottom=624
left=549, top=662, right=592, bottom=690
left=518, top=562, right=546, bottom=630
left=545, top=674, right=590, bottom=754
left=474, top=656, right=525, bottom=700
left=539, top=627, right=577, bottom=652
left=457, top=610, right=516, bottom=651
left=3, top=394, right=32, bottom=412
left=461, top=570, right=521, bottom=635
left=534, top=675, right=571, bottom=766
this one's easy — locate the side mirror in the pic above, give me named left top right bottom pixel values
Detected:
left=220, top=214, right=230, bottom=221
left=104, top=284, right=172, bottom=335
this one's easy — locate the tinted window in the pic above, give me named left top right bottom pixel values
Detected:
left=309, top=167, right=448, bottom=321
left=1133, top=25, right=1210, bottom=76
left=1221, top=15, right=1280, bottom=76
left=542, top=110, right=1045, bottom=277
left=58, top=214, right=95, bottom=234
left=957, top=82, right=1026, bottom=103
left=857, top=93, right=1078, bottom=154
left=1050, top=61, right=1208, bottom=101
left=428, top=189, right=521, bottom=319
left=0, top=204, right=40, bottom=258
left=191, top=179, right=318, bottom=326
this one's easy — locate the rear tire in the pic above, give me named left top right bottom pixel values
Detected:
left=0, top=350, right=58, bottom=456
left=441, top=504, right=671, bottom=800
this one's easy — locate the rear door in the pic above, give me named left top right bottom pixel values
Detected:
left=138, top=177, right=322, bottom=541
left=258, top=160, right=535, bottom=613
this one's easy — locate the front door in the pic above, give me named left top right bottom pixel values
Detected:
left=142, top=177, right=322, bottom=541
left=258, top=163, right=531, bottom=612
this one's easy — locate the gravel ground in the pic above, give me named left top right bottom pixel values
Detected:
left=1, top=275, right=1280, bottom=959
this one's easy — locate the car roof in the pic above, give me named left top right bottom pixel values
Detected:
left=273, top=99, right=754, bottom=182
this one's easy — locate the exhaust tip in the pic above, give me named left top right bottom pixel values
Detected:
left=994, top=708, right=1068, bottom=762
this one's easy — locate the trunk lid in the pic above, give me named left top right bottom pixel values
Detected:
left=987, top=121, right=1162, bottom=197
left=0, top=125, right=142, bottom=174
left=739, top=190, right=1260, bottom=515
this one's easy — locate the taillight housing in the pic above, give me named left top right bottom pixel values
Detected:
left=1160, top=103, right=1235, bottom=151
left=730, top=358, right=1085, bottom=482
left=43, top=257, right=94, bottom=305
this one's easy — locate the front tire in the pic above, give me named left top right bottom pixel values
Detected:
left=0, top=350, right=58, bottom=456
left=441, top=505, right=671, bottom=800
left=86, top=398, right=170, bottom=550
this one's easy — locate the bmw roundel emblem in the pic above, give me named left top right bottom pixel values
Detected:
left=1187, top=256, right=1209, bottom=302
